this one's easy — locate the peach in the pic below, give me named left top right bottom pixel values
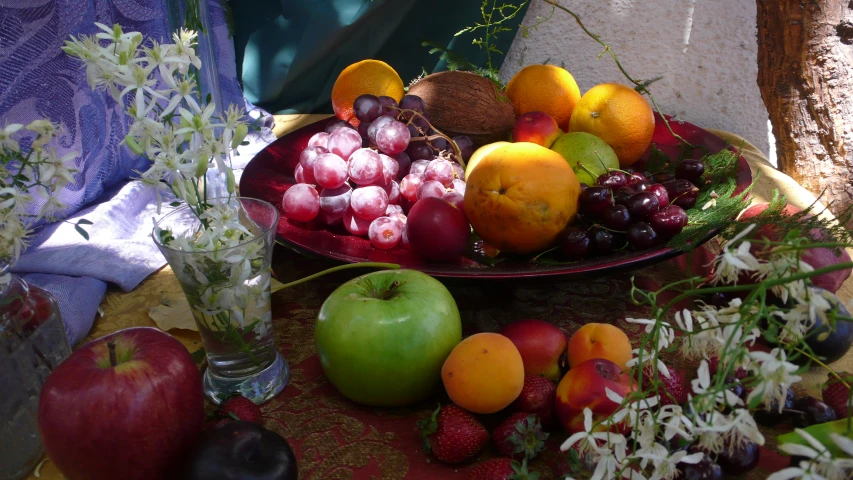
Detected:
left=555, top=358, right=634, bottom=433
left=512, top=111, right=562, bottom=148
left=567, top=323, right=632, bottom=371
left=441, top=333, right=525, bottom=414
left=498, top=319, right=567, bottom=382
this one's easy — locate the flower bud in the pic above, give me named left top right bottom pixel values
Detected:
left=226, top=168, right=236, bottom=194
left=230, top=123, right=248, bottom=150
left=195, top=159, right=209, bottom=178
left=124, top=134, right=144, bottom=155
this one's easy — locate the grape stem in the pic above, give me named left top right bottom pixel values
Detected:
left=397, top=108, right=467, bottom=169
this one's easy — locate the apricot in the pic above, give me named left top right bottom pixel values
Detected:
left=512, top=111, right=562, bottom=148
left=498, top=319, right=567, bottom=382
left=441, top=333, right=525, bottom=414
left=567, top=323, right=632, bottom=371
left=463, top=142, right=581, bottom=254
left=555, top=358, right=634, bottom=433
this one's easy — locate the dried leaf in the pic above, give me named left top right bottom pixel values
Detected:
left=148, top=294, right=197, bottom=331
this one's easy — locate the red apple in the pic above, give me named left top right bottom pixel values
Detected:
left=555, top=358, right=634, bottom=433
left=512, top=111, right=562, bottom=148
left=739, top=203, right=852, bottom=293
left=38, top=327, right=204, bottom=480
left=498, top=319, right=567, bottom=381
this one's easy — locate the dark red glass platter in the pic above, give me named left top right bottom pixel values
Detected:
left=240, top=113, right=752, bottom=279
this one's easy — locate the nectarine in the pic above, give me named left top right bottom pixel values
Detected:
left=555, top=358, right=634, bottom=433
left=512, top=111, right=562, bottom=148
left=499, top=319, right=567, bottom=382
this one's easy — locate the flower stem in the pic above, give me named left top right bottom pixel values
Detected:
left=271, top=262, right=401, bottom=293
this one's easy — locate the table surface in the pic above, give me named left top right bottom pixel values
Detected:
left=27, top=115, right=853, bottom=480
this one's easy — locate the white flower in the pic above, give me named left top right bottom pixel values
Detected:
left=711, top=224, right=760, bottom=285
left=0, top=211, right=33, bottom=262
left=560, top=408, right=625, bottom=456
left=768, top=461, right=828, bottom=480
left=633, top=444, right=703, bottom=480
left=38, top=148, right=77, bottom=189
left=160, top=78, right=201, bottom=117
left=747, top=348, right=802, bottom=411
left=690, top=359, right=743, bottom=409
left=26, top=119, right=57, bottom=150
left=589, top=440, right=627, bottom=480
left=657, top=404, right=694, bottom=441
left=0, top=123, right=23, bottom=152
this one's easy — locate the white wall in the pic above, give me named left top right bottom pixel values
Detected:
left=500, top=0, right=774, bottom=163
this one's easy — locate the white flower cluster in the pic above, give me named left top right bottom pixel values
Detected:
left=558, top=224, right=853, bottom=479
left=0, top=120, right=78, bottom=274
left=63, top=23, right=248, bottom=216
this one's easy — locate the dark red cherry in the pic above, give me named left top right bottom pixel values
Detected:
left=676, top=159, right=706, bottom=183
left=649, top=205, right=688, bottom=238
left=627, top=222, right=659, bottom=249
left=597, top=171, right=628, bottom=189
left=626, top=192, right=660, bottom=221
left=558, top=226, right=591, bottom=260
left=579, top=186, right=614, bottom=218
left=646, top=183, right=670, bottom=208
left=602, top=204, right=632, bottom=231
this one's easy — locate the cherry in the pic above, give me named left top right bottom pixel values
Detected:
left=662, top=179, right=699, bottom=209
left=613, top=187, right=636, bottom=207
left=676, top=159, right=706, bottom=183
left=755, top=388, right=797, bottom=427
left=591, top=228, right=618, bottom=255
left=627, top=222, right=659, bottom=249
left=653, top=171, right=674, bottom=183
left=597, top=171, right=628, bottom=189
left=625, top=171, right=647, bottom=187
left=626, top=192, right=660, bottom=221
left=558, top=226, right=591, bottom=260
left=646, top=183, right=670, bottom=208
left=793, top=396, right=837, bottom=428
left=649, top=205, right=688, bottom=238
left=602, top=204, right=632, bottom=231
left=674, top=190, right=700, bottom=209
left=717, top=440, right=760, bottom=475
left=634, top=181, right=653, bottom=192
left=579, top=186, right=614, bottom=218
left=579, top=183, right=589, bottom=192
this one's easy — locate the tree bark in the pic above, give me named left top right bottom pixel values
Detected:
left=755, top=0, right=853, bottom=225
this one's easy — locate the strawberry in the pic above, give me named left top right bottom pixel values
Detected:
left=708, top=355, right=747, bottom=380
left=510, top=376, right=557, bottom=429
left=418, top=404, right=488, bottom=464
left=467, top=458, right=540, bottom=480
left=219, top=395, right=263, bottom=424
left=641, top=364, right=687, bottom=407
left=492, top=413, right=548, bottom=460
left=822, top=372, right=852, bottom=418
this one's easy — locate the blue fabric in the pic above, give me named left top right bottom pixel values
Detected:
left=1, top=0, right=271, bottom=345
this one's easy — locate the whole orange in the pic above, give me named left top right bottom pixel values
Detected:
left=567, top=323, right=633, bottom=371
left=505, top=64, right=581, bottom=131
left=331, top=60, right=405, bottom=124
left=441, top=333, right=525, bottom=414
left=568, top=83, right=655, bottom=168
left=463, top=142, right=581, bottom=254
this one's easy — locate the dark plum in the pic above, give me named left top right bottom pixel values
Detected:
left=716, top=440, right=760, bottom=475
left=646, top=183, right=670, bottom=208
left=579, top=186, right=614, bottom=218
left=679, top=454, right=723, bottom=480
left=558, top=226, right=591, bottom=260
left=602, top=204, right=632, bottom=231
left=754, top=388, right=797, bottom=427
left=353, top=94, right=382, bottom=123
left=649, top=205, right=688, bottom=238
left=804, top=287, right=853, bottom=364
left=626, top=192, right=660, bottom=221
left=793, top=396, right=838, bottom=427
left=627, top=223, right=658, bottom=249
left=677, top=159, right=706, bottom=183
left=579, top=183, right=590, bottom=192
left=597, top=171, right=628, bottom=189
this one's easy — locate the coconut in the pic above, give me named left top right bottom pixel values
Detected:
left=407, top=71, right=515, bottom=148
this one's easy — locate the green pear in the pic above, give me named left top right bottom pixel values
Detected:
left=550, top=132, right=620, bottom=186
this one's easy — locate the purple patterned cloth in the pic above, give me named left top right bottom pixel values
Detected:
left=1, top=0, right=274, bottom=345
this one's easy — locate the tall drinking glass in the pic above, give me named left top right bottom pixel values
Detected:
left=152, top=198, right=288, bottom=404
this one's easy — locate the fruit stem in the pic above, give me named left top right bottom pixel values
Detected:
left=271, top=262, right=400, bottom=292
left=398, top=108, right=467, bottom=169
left=108, top=341, right=117, bottom=367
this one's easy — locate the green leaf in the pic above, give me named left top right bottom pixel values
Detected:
left=74, top=224, right=90, bottom=241
left=645, top=144, right=670, bottom=173
left=76, top=218, right=93, bottom=225
left=169, top=201, right=182, bottom=207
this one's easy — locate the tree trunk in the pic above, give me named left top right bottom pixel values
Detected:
left=755, top=0, right=853, bottom=225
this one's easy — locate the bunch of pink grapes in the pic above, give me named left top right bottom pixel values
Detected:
left=282, top=94, right=474, bottom=250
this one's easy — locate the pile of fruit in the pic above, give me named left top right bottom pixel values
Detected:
left=277, top=59, right=726, bottom=265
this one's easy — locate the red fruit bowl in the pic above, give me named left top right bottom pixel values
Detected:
left=239, top=114, right=751, bottom=279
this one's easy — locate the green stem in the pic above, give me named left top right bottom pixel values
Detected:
left=271, top=262, right=400, bottom=293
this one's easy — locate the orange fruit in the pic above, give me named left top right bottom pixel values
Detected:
left=331, top=60, right=405, bottom=124
left=463, top=142, right=581, bottom=254
left=505, top=64, right=581, bottom=131
left=567, top=323, right=633, bottom=371
left=441, top=333, right=525, bottom=414
left=568, top=83, right=655, bottom=168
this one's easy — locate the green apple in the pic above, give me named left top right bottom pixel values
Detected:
left=315, top=269, right=462, bottom=407
left=550, top=132, right=620, bottom=185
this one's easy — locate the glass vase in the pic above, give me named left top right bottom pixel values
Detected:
left=0, top=275, right=70, bottom=480
left=152, top=197, right=289, bottom=404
